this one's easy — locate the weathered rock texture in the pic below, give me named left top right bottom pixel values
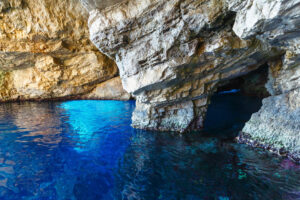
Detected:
left=83, top=0, right=300, bottom=159
left=0, top=0, right=129, bottom=101
left=85, top=0, right=279, bottom=132
left=80, top=0, right=126, bottom=10
left=234, top=0, right=300, bottom=161
left=83, top=76, right=131, bottom=100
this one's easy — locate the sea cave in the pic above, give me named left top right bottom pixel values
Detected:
left=0, top=0, right=300, bottom=199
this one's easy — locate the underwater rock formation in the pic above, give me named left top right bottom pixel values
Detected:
left=0, top=0, right=128, bottom=101
left=83, top=0, right=300, bottom=159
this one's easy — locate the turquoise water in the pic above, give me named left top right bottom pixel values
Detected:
left=0, top=93, right=299, bottom=199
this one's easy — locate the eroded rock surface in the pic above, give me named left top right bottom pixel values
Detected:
left=85, top=0, right=283, bottom=132
left=0, top=0, right=128, bottom=101
left=84, top=0, right=300, bottom=159
left=84, top=76, right=131, bottom=100
left=231, top=0, right=300, bottom=161
left=80, top=0, right=126, bottom=10
left=0, top=0, right=299, bottom=160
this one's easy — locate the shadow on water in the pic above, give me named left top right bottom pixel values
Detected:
left=201, top=90, right=263, bottom=139
left=0, top=98, right=299, bottom=200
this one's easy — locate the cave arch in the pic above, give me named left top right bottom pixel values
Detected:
left=201, top=65, right=270, bottom=138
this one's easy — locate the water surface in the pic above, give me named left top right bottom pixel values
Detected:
left=0, top=94, right=299, bottom=200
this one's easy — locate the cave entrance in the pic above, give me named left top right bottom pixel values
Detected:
left=202, top=65, right=270, bottom=139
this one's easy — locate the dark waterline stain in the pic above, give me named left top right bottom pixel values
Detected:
left=0, top=98, right=299, bottom=200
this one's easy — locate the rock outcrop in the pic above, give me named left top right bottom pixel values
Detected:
left=83, top=76, right=131, bottom=100
left=2, top=0, right=299, bottom=160
left=83, top=0, right=300, bottom=159
left=85, top=0, right=281, bottom=132
left=234, top=0, right=300, bottom=161
left=0, top=0, right=128, bottom=101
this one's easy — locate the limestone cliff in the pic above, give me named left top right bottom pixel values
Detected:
left=1, top=0, right=300, bottom=161
left=83, top=0, right=300, bottom=160
left=234, top=0, right=300, bottom=162
left=0, top=0, right=130, bottom=101
left=85, top=0, right=280, bottom=132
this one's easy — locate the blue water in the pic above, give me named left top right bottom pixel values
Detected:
left=0, top=94, right=299, bottom=200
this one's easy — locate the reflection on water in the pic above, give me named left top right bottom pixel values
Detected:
left=59, top=101, right=134, bottom=152
left=0, top=98, right=299, bottom=200
left=0, top=103, right=63, bottom=144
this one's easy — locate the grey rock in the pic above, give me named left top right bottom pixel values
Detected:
left=83, top=0, right=300, bottom=160
left=80, top=0, right=126, bottom=10
left=241, top=88, right=300, bottom=161
left=233, top=0, right=300, bottom=53
left=87, top=0, right=281, bottom=132
left=234, top=0, right=300, bottom=160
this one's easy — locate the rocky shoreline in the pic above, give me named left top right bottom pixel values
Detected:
left=1, top=0, right=300, bottom=161
left=83, top=0, right=300, bottom=160
left=237, top=132, right=300, bottom=163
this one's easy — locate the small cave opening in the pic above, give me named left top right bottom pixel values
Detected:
left=202, top=64, right=270, bottom=139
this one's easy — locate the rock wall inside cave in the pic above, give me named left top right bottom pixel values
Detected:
left=84, top=0, right=281, bottom=132
left=0, top=0, right=130, bottom=101
left=83, top=0, right=300, bottom=159
left=0, top=0, right=299, bottom=160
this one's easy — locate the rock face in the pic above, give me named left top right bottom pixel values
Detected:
left=85, top=0, right=280, bottom=132
left=83, top=76, right=131, bottom=100
left=234, top=0, right=300, bottom=161
left=83, top=0, right=300, bottom=159
left=2, top=0, right=298, bottom=160
left=80, top=0, right=126, bottom=10
left=0, top=0, right=128, bottom=101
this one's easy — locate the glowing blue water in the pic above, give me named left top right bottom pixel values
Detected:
left=0, top=95, right=299, bottom=200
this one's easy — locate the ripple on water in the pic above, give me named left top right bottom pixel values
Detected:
left=0, top=100, right=299, bottom=199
